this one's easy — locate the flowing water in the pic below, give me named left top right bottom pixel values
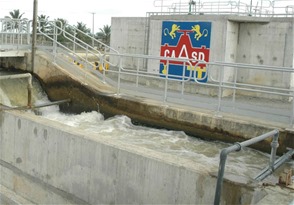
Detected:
left=0, top=69, right=292, bottom=182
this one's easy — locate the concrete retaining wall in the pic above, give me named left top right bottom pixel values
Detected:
left=1, top=53, right=293, bottom=154
left=0, top=110, right=267, bottom=204
left=111, top=17, right=147, bottom=55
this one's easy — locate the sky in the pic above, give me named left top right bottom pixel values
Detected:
left=0, top=0, right=288, bottom=33
left=0, top=0, right=161, bottom=33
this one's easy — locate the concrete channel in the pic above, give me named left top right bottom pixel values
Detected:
left=0, top=52, right=293, bottom=204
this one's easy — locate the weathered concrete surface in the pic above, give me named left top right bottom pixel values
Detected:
left=0, top=184, right=36, bottom=204
left=1, top=110, right=293, bottom=204
left=32, top=53, right=294, bottom=155
left=0, top=50, right=26, bottom=57
left=1, top=52, right=293, bottom=155
left=111, top=15, right=294, bottom=98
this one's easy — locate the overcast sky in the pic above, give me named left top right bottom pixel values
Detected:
left=0, top=0, right=161, bottom=32
left=0, top=0, right=287, bottom=33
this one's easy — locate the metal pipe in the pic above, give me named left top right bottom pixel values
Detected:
left=27, top=79, right=33, bottom=108
left=269, top=132, right=279, bottom=170
left=214, top=129, right=279, bottom=205
left=0, top=73, right=33, bottom=108
left=255, top=148, right=294, bottom=181
left=1, top=99, right=71, bottom=111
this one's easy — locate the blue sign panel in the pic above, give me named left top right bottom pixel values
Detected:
left=160, top=21, right=211, bottom=82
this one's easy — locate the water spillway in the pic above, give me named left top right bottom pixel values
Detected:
left=0, top=69, right=293, bottom=204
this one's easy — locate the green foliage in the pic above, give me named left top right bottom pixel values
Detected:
left=53, top=18, right=74, bottom=44
left=3, top=10, right=111, bottom=48
left=75, top=22, right=91, bottom=45
left=96, top=25, right=111, bottom=45
left=6, top=9, right=24, bottom=20
left=4, top=9, right=26, bottom=32
left=37, top=14, right=51, bottom=33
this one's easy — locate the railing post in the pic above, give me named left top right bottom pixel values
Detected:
left=136, top=58, right=140, bottom=88
left=73, top=30, right=76, bottom=53
left=164, top=61, right=170, bottom=102
left=117, top=56, right=122, bottom=95
left=53, top=26, right=58, bottom=63
left=214, top=130, right=279, bottom=205
left=101, top=54, right=106, bottom=83
left=269, top=132, right=279, bottom=171
left=216, top=65, right=224, bottom=115
left=181, top=62, right=186, bottom=97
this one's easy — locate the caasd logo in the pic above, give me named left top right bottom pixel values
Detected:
left=160, top=21, right=211, bottom=83
left=163, top=24, right=180, bottom=39
left=191, top=24, right=208, bottom=41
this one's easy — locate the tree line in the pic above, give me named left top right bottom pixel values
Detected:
left=3, top=9, right=111, bottom=46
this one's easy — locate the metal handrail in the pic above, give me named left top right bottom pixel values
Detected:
left=193, top=61, right=294, bottom=112
left=2, top=18, right=294, bottom=126
left=214, top=129, right=293, bottom=205
left=151, top=0, right=294, bottom=17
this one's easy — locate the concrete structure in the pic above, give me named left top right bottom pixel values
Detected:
left=111, top=15, right=294, bottom=96
left=1, top=110, right=293, bottom=204
left=1, top=14, right=294, bottom=204
left=1, top=51, right=293, bottom=153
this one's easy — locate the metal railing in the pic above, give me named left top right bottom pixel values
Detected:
left=152, top=0, right=294, bottom=17
left=0, top=18, right=31, bottom=50
left=1, top=18, right=293, bottom=205
left=213, top=129, right=294, bottom=205
left=1, top=18, right=294, bottom=127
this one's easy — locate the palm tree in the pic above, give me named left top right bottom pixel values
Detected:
left=4, top=9, right=26, bottom=32
left=75, top=22, right=91, bottom=44
left=37, top=15, right=51, bottom=44
left=37, top=14, right=51, bottom=33
left=5, top=9, right=24, bottom=19
left=96, top=25, right=111, bottom=46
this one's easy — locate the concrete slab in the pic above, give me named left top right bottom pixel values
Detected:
left=0, top=50, right=27, bottom=57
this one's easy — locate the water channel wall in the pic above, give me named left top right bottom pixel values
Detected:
left=0, top=53, right=293, bottom=155
left=0, top=110, right=267, bottom=204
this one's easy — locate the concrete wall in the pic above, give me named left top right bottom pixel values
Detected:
left=111, top=17, right=147, bottom=55
left=0, top=110, right=270, bottom=204
left=110, top=15, right=294, bottom=96
left=235, top=19, right=293, bottom=88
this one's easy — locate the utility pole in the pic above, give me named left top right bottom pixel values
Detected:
left=32, top=0, right=38, bottom=72
left=91, top=12, right=95, bottom=47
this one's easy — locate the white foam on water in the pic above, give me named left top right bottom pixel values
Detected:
left=40, top=108, right=272, bottom=179
left=0, top=70, right=284, bottom=181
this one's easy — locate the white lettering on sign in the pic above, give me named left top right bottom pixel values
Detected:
left=164, top=45, right=205, bottom=62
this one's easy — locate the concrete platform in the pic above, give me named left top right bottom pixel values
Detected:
left=0, top=50, right=26, bottom=57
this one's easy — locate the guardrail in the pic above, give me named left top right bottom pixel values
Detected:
left=1, top=18, right=294, bottom=204
left=213, top=129, right=294, bottom=205
left=0, top=18, right=31, bottom=49
left=152, top=0, right=294, bottom=17
left=1, top=18, right=294, bottom=127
